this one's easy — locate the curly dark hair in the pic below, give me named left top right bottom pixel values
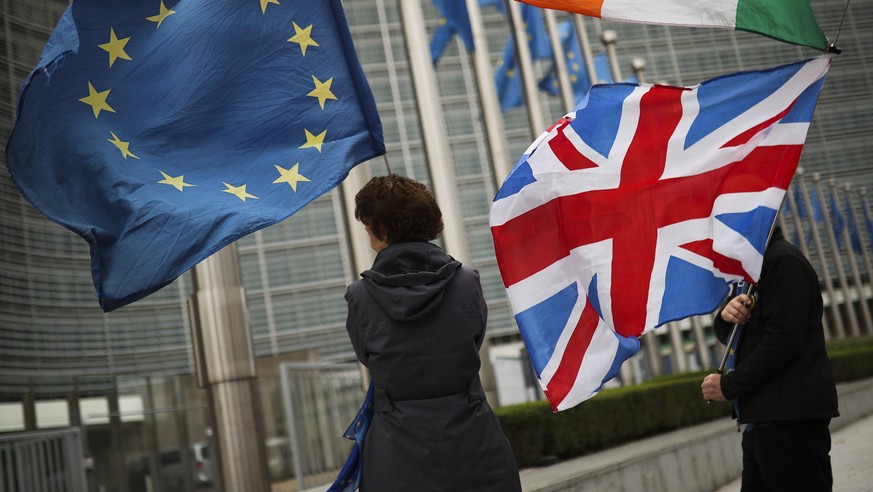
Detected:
left=354, top=174, right=443, bottom=243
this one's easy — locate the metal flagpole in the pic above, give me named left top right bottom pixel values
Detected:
left=507, top=0, right=547, bottom=136
left=816, top=175, right=860, bottom=337
left=397, top=0, right=470, bottom=265
left=601, top=30, right=622, bottom=82
left=784, top=184, right=831, bottom=338
left=543, top=8, right=575, bottom=112
left=714, top=211, right=781, bottom=375
left=836, top=183, right=873, bottom=333
left=631, top=58, right=646, bottom=83
left=852, top=188, right=873, bottom=333
left=787, top=181, right=812, bottom=258
left=798, top=170, right=845, bottom=338
left=571, top=15, right=599, bottom=85
left=465, top=0, right=513, bottom=184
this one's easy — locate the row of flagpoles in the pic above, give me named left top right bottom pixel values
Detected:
left=780, top=170, right=873, bottom=339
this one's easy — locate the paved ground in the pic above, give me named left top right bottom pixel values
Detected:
left=714, top=412, right=873, bottom=492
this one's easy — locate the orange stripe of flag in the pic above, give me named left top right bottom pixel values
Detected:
left=519, top=0, right=604, bottom=18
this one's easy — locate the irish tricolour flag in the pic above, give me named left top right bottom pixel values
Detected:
left=519, top=0, right=828, bottom=50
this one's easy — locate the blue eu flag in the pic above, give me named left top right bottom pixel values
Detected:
left=6, top=0, right=385, bottom=311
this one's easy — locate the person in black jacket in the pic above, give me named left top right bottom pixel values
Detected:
left=346, top=174, right=521, bottom=491
left=701, top=227, right=839, bottom=491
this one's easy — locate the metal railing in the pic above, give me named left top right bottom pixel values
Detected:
left=280, top=362, right=365, bottom=491
left=0, top=427, right=87, bottom=492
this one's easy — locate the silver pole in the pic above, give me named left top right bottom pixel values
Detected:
left=815, top=175, right=859, bottom=337
left=667, top=321, right=688, bottom=374
left=786, top=182, right=812, bottom=257
left=398, top=1, right=470, bottom=264
left=798, top=170, right=845, bottom=338
left=507, top=0, right=547, bottom=136
left=190, top=244, right=270, bottom=492
left=854, top=188, right=873, bottom=325
left=465, top=0, right=513, bottom=184
left=837, top=183, right=872, bottom=333
left=543, top=8, right=575, bottom=112
left=631, top=57, right=646, bottom=83
left=690, top=316, right=711, bottom=369
left=571, top=15, right=599, bottom=85
left=641, top=332, right=662, bottom=377
left=601, top=30, right=622, bottom=82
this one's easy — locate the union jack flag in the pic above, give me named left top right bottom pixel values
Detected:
left=490, top=56, right=831, bottom=411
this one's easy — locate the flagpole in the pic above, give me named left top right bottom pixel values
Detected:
left=571, top=15, right=599, bottom=85
left=798, top=170, right=845, bottom=338
left=850, top=188, right=873, bottom=315
left=631, top=58, right=646, bottom=83
left=835, top=182, right=873, bottom=332
left=784, top=182, right=831, bottom=337
left=507, top=0, right=547, bottom=135
left=543, top=9, right=575, bottom=111
left=787, top=182, right=812, bottom=258
left=398, top=1, right=470, bottom=265
left=465, top=0, right=513, bottom=184
left=714, top=210, right=782, bottom=375
left=827, top=0, right=852, bottom=53
left=601, top=30, right=623, bottom=82
left=816, top=175, right=860, bottom=337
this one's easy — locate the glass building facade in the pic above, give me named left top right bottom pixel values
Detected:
left=2, top=0, right=873, bottom=488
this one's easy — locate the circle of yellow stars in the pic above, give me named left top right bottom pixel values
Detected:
left=76, top=0, right=342, bottom=203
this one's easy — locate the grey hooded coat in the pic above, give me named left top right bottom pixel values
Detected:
left=345, top=241, right=521, bottom=491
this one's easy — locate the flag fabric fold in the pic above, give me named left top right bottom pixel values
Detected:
left=518, top=0, right=829, bottom=51
left=6, top=0, right=385, bottom=311
left=490, top=56, right=830, bottom=411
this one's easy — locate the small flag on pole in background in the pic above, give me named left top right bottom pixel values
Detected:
left=6, top=0, right=385, bottom=311
left=517, top=0, right=829, bottom=50
left=490, top=56, right=830, bottom=411
left=494, top=4, right=552, bottom=111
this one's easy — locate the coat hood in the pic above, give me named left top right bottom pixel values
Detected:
left=360, top=242, right=461, bottom=321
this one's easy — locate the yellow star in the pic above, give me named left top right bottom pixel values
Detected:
left=79, top=82, right=115, bottom=119
left=98, top=28, right=132, bottom=67
left=572, top=62, right=580, bottom=72
left=146, top=1, right=176, bottom=28
left=222, top=182, right=258, bottom=201
left=107, top=132, right=139, bottom=159
left=567, top=52, right=576, bottom=60
left=259, top=0, right=279, bottom=13
left=506, top=69, right=515, bottom=79
left=307, top=76, right=336, bottom=110
left=570, top=74, right=578, bottom=83
left=288, top=21, right=318, bottom=56
left=273, top=163, right=310, bottom=191
left=158, top=171, right=195, bottom=191
left=300, top=129, right=326, bottom=152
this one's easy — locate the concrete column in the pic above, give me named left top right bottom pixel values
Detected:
left=190, top=244, right=269, bottom=492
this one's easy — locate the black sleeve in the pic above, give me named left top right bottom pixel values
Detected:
left=720, top=253, right=812, bottom=400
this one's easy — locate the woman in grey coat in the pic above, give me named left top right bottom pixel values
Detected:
left=345, top=174, right=521, bottom=491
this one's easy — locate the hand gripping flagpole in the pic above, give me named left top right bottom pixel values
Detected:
left=715, top=280, right=756, bottom=375
left=708, top=211, right=781, bottom=403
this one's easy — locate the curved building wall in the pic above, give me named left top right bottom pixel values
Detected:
left=2, top=0, right=873, bottom=400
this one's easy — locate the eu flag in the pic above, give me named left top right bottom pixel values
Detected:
left=5, top=0, right=385, bottom=312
